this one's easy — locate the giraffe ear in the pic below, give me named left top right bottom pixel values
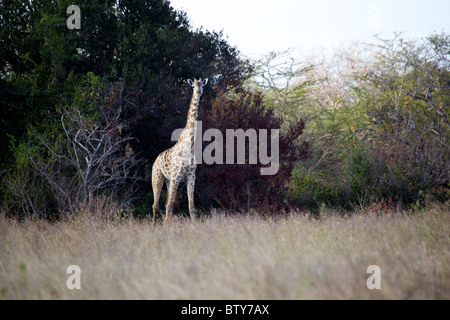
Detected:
left=187, top=79, right=194, bottom=86
left=202, top=78, right=208, bottom=86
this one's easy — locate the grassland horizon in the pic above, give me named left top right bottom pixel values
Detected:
left=0, top=204, right=448, bottom=300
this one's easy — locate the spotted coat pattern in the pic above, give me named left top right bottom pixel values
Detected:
left=152, top=78, right=208, bottom=222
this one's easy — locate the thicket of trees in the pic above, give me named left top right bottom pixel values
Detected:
left=276, top=34, right=449, bottom=211
left=1, top=0, right=448, bottom=218
left=0, top=0, right=306, bottom=217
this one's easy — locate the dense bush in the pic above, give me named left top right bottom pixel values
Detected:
left=286, top=33, right=449, bottom=211
left=195, top=88, right=309, bottom=213
left=1, top=1, right=447, bottom=218
left=0, top=0, right=252, bottom=217
left=2, top=74, right=141, bottom=218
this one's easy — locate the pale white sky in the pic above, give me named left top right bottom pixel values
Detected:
left=170, top=0, right=450, bottom=58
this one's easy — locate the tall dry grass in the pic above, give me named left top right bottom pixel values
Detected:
left=0, top=204, right=448, bottom=299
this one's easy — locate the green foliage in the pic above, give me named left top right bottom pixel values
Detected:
left=2, top=138, right=53, bottom=218
left=347, top=147, right=376, bottom=204
left=1, top=0, right=447, bottom=217
left=1, top=0, right=251, bottom=217
left=250, top=50, right=314, bottom=128
left=286, top=33, right=449, bottom=210
left=289, top=166, right=343, bottom=210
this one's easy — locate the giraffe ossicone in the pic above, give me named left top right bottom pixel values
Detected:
left=151, top=78, right=208, bottom=223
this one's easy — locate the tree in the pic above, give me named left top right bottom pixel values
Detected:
left=2, top=77, right=141, bottom=218
left=358, top=33, right=449, bottom=202
left=0, top=0, right=253, bottom=216
left=195, top=88, right=309, bottom=213
left=250, top=50, right=314, bottom=127
left=0, top=0, right=248, bottom=165
left=285, top=34, right=449, bottom=209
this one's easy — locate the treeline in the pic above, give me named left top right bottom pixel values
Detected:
left=252, top=35, right=449, bottom=212
left=0, top=0, right=307, bottom=218
left=0, top=0, right=448, bottom=218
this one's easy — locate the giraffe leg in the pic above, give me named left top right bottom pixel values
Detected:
left=165, top=179, right=170, bottom=194
left=187, top=176, right=196, bottom=222
left=165, top=180, right=179, bottom=224
left=151, top=167, right=164, bottom=224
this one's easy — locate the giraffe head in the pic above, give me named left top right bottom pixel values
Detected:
left=188, top=78, right=208, bottom=97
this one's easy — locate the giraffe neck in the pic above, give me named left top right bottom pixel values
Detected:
left=188, top=94, right=200, bottom=122
left=180, top=93, right=201, bottom=150
left=186, top=93, right=200, bottom=127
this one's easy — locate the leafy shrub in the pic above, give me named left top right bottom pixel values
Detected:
left=195, top=88, right=310, bottom=213
left=2, top=78, right=141, bottom=218
left=289, top=166, right=347, bottom=211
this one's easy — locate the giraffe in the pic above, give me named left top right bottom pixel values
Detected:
left=151, top=78, right=208, bottom=223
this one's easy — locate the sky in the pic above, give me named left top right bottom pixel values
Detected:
left=170, top=0, right=450, bottom=59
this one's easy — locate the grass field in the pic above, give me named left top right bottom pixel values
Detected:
left=0, top=204, right=449, bottom=300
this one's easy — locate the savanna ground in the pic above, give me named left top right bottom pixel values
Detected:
left=0, top=203, right=448, bottom=300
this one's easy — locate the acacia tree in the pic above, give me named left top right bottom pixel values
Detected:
left=298, top=43, right=374, bottom=175
left=358, top=33, right=449, bottom=201
left=275, top=34, right=449, bottom=209
left=250, top=50, right=314, bottom=127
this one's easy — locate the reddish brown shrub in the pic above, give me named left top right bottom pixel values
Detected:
left=195, top=88, right=309, bottom=213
